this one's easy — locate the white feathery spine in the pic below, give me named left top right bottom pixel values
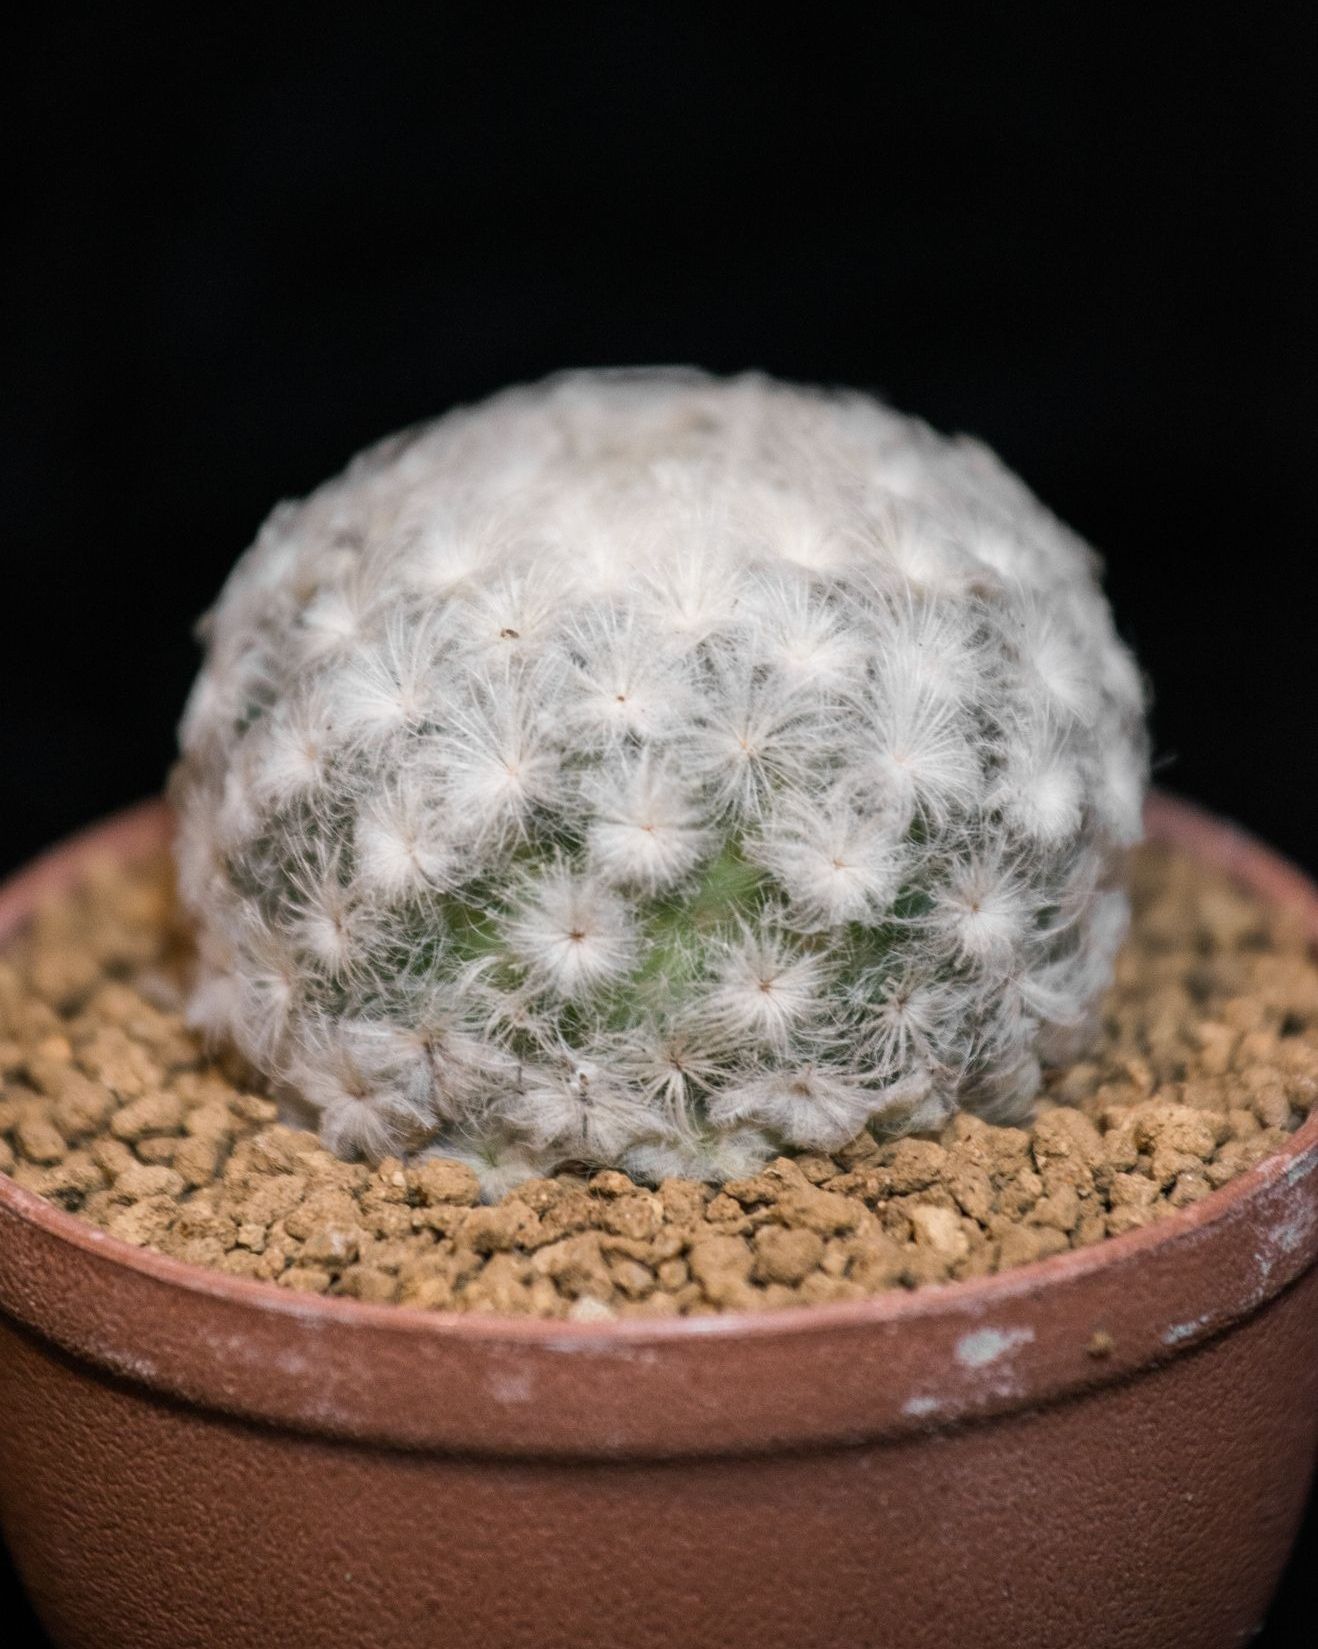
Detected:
left=173, top=369, right=1148, bottom=1188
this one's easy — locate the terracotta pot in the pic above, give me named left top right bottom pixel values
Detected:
left=0, top=794, right=1315, bottom=1649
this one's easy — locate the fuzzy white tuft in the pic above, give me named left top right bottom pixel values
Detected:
left=504, top=863, right=637, bottom=1000
left=585, top=755, right=712, bottom=893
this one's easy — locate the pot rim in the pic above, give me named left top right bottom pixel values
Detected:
left=1, top=792, right=1315, bottom=1457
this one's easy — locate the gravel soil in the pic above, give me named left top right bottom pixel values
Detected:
left=2, top=843, right=1315, bottom=1318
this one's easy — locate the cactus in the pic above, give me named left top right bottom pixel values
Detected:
left=174, top=369, right=1148, bottom=1191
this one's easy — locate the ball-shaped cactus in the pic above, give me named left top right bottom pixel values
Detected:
left=174, top=369, right=1147, bottom=1190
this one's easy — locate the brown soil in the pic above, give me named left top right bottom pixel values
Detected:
left=2, top=845, right=1316, bottom=1318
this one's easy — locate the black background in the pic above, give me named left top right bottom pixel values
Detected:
left=2, top=8, right=1315, bottom=1644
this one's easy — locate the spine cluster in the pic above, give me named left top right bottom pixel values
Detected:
left=174, top=370, right=1148, bottom=1190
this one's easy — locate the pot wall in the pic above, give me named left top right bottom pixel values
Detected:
left=1, top=793, right=1316, bottom=1649
left=1, top=1270, right=1315, bottom=1649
